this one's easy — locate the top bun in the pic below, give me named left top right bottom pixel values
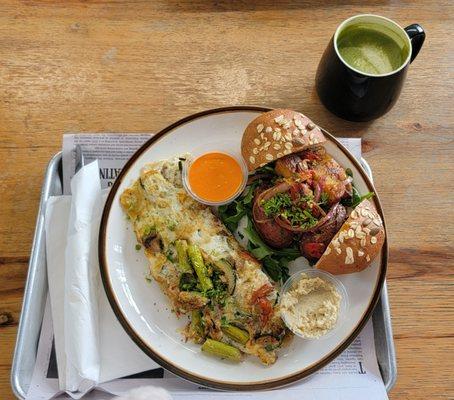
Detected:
left=241, top=109, right=326, bottom=172
left=315, top=199, right=386, bottom=275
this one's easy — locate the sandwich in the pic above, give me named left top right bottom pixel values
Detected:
left=240, top=109, right=385, bottom=274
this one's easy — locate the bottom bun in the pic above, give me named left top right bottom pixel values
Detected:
left=315, top=199, right=385, bottom=275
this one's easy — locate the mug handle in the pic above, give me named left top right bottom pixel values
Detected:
left=405, top=24, right=425, bottom=63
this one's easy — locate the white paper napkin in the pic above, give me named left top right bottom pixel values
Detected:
left=45, top=161, right=159, bottom=399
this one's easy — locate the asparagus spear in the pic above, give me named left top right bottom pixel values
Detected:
left=175, top=240, right=192, bottom=273
left=187, top=244, right=213, bottom=291
left=221, top=324, right=250, bottom=345
left=201, top=339, right=241, bottom=362
left=191, top=310, right=204, bottom=338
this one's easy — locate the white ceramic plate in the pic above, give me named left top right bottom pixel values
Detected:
left=99, top=106, right=387, bottom=390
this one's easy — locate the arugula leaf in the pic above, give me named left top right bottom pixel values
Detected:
left=254, top=164, right=276, bottom=176
left=262, top=257, right=282, bottom=282
left=262, top=255, right=291, bottom=282
left=355, top=191, right=375, bottom=206
left=218, top=201, right=247, bottom=232
left=243, top=219, right=267, bottom=248
left=218, top=180, right=259, bottom=231
left=243, top=219, right=299, bottom=282
left=242, top=184, right=256, bottom=205
left=250, top=246, right=273, bottom=260
left=342, top=168, right=376, bottom=208
left=342, top=186, right=375, bottom=208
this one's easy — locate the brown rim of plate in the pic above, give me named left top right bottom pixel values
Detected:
left=98, top=105, right=388, bottom=391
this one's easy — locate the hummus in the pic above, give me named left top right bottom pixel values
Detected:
left=280, top=273, right=341, bottom=339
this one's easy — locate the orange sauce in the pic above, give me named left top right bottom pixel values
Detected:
left=188, top=152, right=243, bottom=203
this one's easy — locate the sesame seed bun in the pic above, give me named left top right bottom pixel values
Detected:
left=315, top=199, right=385, bottom=275
left=241, top=109, right=327, bottom=172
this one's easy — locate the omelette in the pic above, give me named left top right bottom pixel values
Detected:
left=120, top=157, right=290, bottom=365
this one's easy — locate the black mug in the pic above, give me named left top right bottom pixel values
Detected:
left=316, top=14, right=425, bottom=122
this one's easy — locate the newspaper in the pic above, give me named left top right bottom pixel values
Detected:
left=27, top=133, right=388, bottom=400
left=26, top=297, right=388, bottom=400
left=62, top=134, right=151, bottom=194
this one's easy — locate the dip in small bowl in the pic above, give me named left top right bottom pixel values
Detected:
left=279, top=269, right=348, bottom=340
left=182, top=141, right=248, bottom=207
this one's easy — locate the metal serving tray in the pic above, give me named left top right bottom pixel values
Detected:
left=11, top=152, right=397, bottom=399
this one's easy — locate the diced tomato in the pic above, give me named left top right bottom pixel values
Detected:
left=257, top=298, right=272, bottom=325
left=251, top=284, right=274, bottom=325
left=305, top=151, right=320, bottom=161
left=251, top=284, right=274, bottom=305
left=302, top=242, right=326, bottom=259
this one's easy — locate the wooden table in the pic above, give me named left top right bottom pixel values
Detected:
left=0, top=1, right=453, bottom=398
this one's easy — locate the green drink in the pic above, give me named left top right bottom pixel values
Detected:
left=337, top=24, right=410, bottom=75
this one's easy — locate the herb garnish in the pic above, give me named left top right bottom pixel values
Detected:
left=204, top=270, right=228, bottom=306
left=262, top=193, right=292, bottom=216
left=262, top=193, right=317, bottom=229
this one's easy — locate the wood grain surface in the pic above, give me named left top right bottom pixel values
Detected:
left=0, top=1, right=453, bottom=399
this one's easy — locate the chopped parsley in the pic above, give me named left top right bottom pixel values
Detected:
left=262, top=193, right=292, bottom=217
left=135, top=244, right=142, bottom=251
left=205, top=271, right=228, bottom=306
left=281, top=207, right=317, bottom=229
left=262, top=193, right=317, bottom=229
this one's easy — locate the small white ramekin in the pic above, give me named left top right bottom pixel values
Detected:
left=280, top=268, right=349, bottom=340
left=182, top=146, right=248, bottom=207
